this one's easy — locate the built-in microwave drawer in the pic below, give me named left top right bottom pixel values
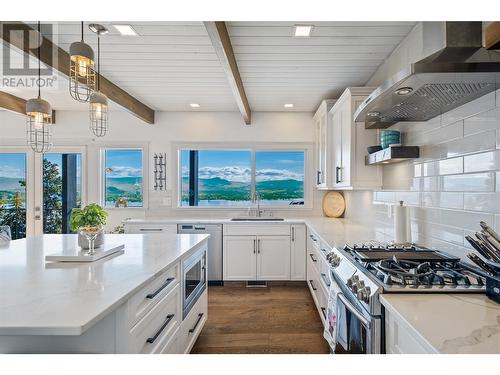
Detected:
left=127, top=264, right=180, bottom=328
left=123, top=284, right=181, bottom=354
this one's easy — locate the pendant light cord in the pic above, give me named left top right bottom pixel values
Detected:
left=97, top=33, right=100, bottom=91
left=37, top=21, right=41, bottom=98
left=81, top=21, right=84, bottom=42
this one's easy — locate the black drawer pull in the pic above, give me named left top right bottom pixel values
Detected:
left=140, top=228, right=163, bottom=232
left=309, top=235, right=317, bottom=242
left=189, top=313, right=204, bottom=333
left=321, top=273, right=331, bottom=287
left=146, top=277, right=175, bottom=299
left=309, top=280, right=317, bottom=291
left=309, top=253, right=317, bottom=262
left=320, top=307, right=326, bottom=319
left=146, top=314, right=175, bottom=344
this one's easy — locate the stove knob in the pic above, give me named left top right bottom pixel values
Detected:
left=357, top=288, right=369, bottom=303
left=351, top=283, right=360, bottom=293
left=347, top=277, right=353, bottom=288
left=352, top=275, right=359, bottom=282
left=358, top=280, right=365, bottom=289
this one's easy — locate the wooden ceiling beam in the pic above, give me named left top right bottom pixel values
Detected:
left=485, top=22, right=500, bottom=50
left=0, top=91, right=56, bottom=123
left=0, top=21, right=154, bottom=124
left=204, top=21, right=251, bottom=125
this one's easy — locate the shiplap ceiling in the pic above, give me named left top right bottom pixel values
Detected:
left=1, top=21, right=416, bottom=112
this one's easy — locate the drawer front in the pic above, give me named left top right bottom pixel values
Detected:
left=307, top=247, right=320, bottom=275
left=179, top=289, right=208, bottom=354
left=127, top=264, right=180, bottom=328
left=124, top=223, right=177, bottom=234
left=224, top=224, right=290, bottom=236
left=156, top=327, right=180, bottom=354
left=128, top=284, right=181, bottom=354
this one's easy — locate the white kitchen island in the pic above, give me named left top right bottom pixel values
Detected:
left=0, top=233, right=209, bottom=354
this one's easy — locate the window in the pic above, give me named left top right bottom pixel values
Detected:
left=43, top=153, right=82, bottom=233
left=255, top=151, right=304, bottom=206
left=179, top=148, right=305, bottom=207
left=180, top=150, right=252, bottom=206
left=104, top=149, right=144, bottom=208
left=0, top=153, right=26, bottom=239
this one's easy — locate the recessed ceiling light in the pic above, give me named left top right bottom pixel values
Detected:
left=190, top=103, right=200, bottom=108
left=284, top=103, right=294, bottom=108
left=113, top=24, right=138, bottom=36
left=293, top=25, right=313, bottom=37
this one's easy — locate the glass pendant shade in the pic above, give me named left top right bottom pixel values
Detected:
left=69, top=40, right=95, bottom=102
left=26, top=96, right=52, bottom=152
left=89, top=91, right=108, bottom=137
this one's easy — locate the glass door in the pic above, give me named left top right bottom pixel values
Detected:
left=29, top=147, right=86, bottom=235
left=0, top=152, right=28, bottom=239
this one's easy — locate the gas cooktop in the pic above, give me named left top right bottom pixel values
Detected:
left=342, top=243, right=487, bottom=292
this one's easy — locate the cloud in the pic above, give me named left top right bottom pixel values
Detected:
left=107, top=166, right=142, bottom=178
left=199, top=166, right=251, bottom=182
left=256, top=168, right=303, bottom=181
left=0, top=166, right=24, bottom=179
left=182, top=165, right=303, bottom=182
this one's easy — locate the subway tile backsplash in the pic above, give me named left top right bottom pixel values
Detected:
left=371, top=88, right=500, bottom=263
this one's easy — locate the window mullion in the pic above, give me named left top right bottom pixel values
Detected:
left=251, top=149, right=256, bottom=201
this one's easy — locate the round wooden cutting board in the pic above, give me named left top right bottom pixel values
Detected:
left=322, top=191, right=345, bottom=218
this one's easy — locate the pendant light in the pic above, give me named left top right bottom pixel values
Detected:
left=69, top=22, right=95, bottom=102
left=89, top=24, right=109, bottom=137
left=26, top=22, right=52, bottom=153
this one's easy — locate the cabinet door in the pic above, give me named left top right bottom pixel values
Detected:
left=315, top=115, right=327, bottom=187
left=290, top=225, right=306, bottom=280
left=340, top=100, right=352, bottom=187
left=256, top=236, right=291, bottom=280
left=223, top=236, right=257, bottom=280
left=332, top=109, right=343, bottom=187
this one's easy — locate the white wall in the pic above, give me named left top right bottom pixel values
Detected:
left=0, top=109, right=320, bottom=229
left=365, top=89, right=500, bottom=263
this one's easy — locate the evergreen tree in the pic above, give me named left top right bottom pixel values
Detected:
left=43, top=158, right=63, bottom=234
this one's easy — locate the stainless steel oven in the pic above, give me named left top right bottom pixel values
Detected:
left=334, top=292, right=382, bottom=354
left=182, top=246, right=207, bottom=319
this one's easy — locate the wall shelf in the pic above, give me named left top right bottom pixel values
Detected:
left=365, top=146, right=420, bottom=165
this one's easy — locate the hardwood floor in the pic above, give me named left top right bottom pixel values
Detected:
left=191, top=284, right=330, bottom=354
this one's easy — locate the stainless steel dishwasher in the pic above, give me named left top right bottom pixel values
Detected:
left=177, top=223, right=223, bottom=285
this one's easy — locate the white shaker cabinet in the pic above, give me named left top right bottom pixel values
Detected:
left=223, top=235, right=258, bottom=280
left=256, top=236, right=291, bottom=280
left=290, top=224, right=306, bottom=280
left=329, top=87, right=382, bottom=190
left=313, top=99, right=336, bottom=189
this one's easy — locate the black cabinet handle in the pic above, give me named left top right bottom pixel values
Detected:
left=309, top=280, right=317, bottom=291
left=309, top=234, right=317, bottom=242
left=146, top=314, right=175, bottom=344
left=309, top=253, right=317, bottom=262
left=320, top=307, right=326, bottom=319
left=321, top=273, right=331, bottom=287
left=189, top=313, right=204, bottom=333
left=316, top=171, right=322, bottom=185
left=146, top=277, right=175, bottom=299
left=335, top=166, right=342, bottom=184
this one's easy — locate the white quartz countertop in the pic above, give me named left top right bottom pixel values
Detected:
left=0, top=233, right=209, bottom=336
left=125, top=216, right=378, bottom=249
left=380, top=293, right=500, bottom=354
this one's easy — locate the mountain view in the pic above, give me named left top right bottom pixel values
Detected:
left=180, top=150, right=305, bottom=206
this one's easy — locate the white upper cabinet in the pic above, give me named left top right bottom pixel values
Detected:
left=313, top=99, right=336, bottom=189
left=313, top=88, right=382, bottom=190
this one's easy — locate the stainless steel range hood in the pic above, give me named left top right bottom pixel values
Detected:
left=354, top=22, right=500, bottom=128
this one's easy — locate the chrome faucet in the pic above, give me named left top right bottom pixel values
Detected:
left=251, top=191, right=263, bottom=217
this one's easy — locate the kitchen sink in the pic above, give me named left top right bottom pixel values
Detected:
left=230, top=218, right=285, bottom=221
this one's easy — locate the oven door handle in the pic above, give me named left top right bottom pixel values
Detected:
left=337, top=293, right=370, bottom=328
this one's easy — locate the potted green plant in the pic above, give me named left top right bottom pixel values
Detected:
left=70, top=203, right=108, bottom=249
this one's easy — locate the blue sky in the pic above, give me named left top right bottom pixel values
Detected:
left=0, top=153, right=26, bottom=179
left=105, top=150, right=143, bottom=178
left=181, top=150, right=304, bottom=182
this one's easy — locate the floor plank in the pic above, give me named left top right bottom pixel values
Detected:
left=191, top=284, right=330, bottom=354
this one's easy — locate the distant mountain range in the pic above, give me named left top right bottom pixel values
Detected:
left=181, top=177, right=303, bottom=202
